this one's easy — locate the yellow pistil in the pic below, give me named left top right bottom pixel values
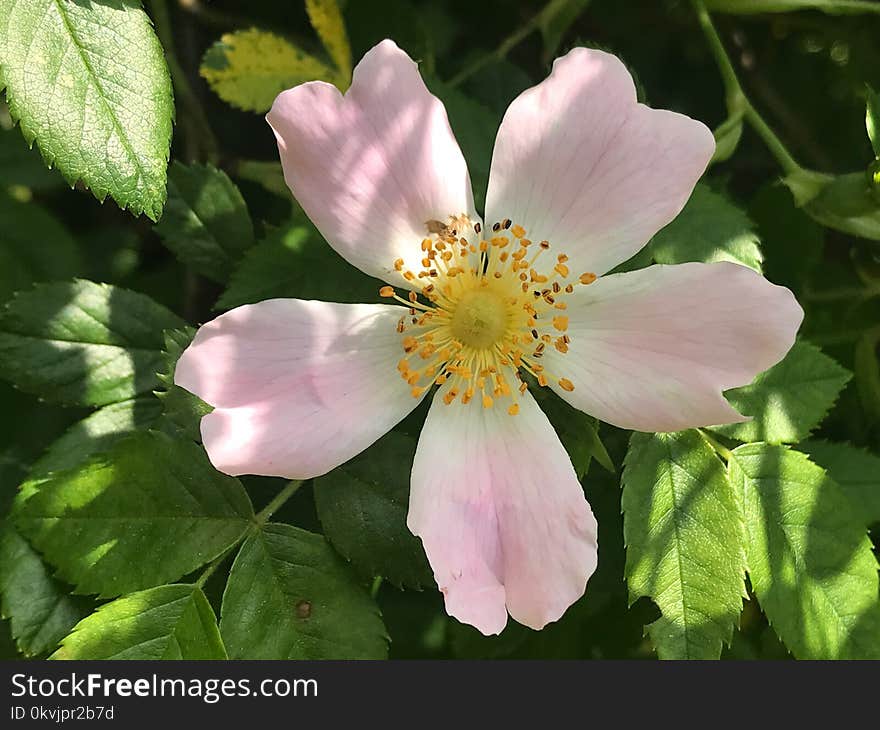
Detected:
left=380, top=214, right=595, bottom=415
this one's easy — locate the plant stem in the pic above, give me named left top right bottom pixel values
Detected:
left=704, top=0, right=880, bottom=16
left=255, top=480, right=304, bottom=525
left=195, top=481, right=303, bottom=588
left=691, top=0, right=805, bottom=176
left=698, top=428, right=734, bottom=462
left=150, top=0, right=219, bottom=163
left=196, top=544, right=237, bottom=588
left=448, top=0, right=577, bottom=87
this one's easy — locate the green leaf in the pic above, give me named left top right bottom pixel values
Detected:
left=800, top=440, right=880, bottom=526
left=645, top=184, right=763, bottom=272
left=0, top=0, right=173, bottom=220
left=201, top=29, right=339, bottom=113
left=155, top=328, right=212, bottom=442
left=867, top=86, right=880, bottom=158
left=728, top=443, right=880, bottom=659
left=52, top=584, right=226, bottom=660
left=710, top=341, right=851, bottom=444
left=216, top=224, right=383, bottom=310
left=0, top=193, right=83, bottom=303
left=622, top=431, right=746, bottom=659
left=0, top=525, right=90, bottom=657
left=305, top=0, right=352, bottom=83
left=13, top=431, right=254, bottom=598
left=793, top=171, right=880, bottom=241
left=314, top=431, right=432, bottom=589
left=0, top=280, right=185, bottom=407
left=154, top=162, right=254, bottom=284
left=221, top=523, right=388, bottom=659
left=29, top=397, right=162, bottom=479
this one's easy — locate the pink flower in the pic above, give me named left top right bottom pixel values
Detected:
left=176, top=40, right=802, bottom=635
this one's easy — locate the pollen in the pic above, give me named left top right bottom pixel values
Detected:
left=380, top=215, right=594, bottom=415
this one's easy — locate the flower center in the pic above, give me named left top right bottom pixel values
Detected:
left=379, top=214, right=596, bottom=415
left=449, top=288, right=508, bottom=349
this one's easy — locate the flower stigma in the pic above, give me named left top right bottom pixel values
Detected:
left=380, top=215, right=596, bottom=414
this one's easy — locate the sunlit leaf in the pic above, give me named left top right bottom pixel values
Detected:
left=201, top=29, right=339, bottom=113
left=306, top=0, right=352, bottom=83
left=52, top=584, right=226, bottom=660
left=0, top=280, right=185, bottom=407
left=800, top=440, right=880, bottom=526
left=710, top=340, right=851, bottom=444
left=13, top=431, right=254, bottom=598
left=622, top=431, right=745, bottom=659
left=29, top=398, right=162, bottom=478
left=729, top=443, right=880, bottom=659
left=0, top=0, right=173, bottom=219
left=645, top=183, right=763, bottom=272
left=867, top=85, right=880, bottom=157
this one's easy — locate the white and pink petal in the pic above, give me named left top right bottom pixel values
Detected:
left=485, top=47, right=714, bottom=278
left=175, top=299, right=424, bottom=479
left=268, top=40, right=477, bottom=288
left=543, top=261, right=803, bottom=433
left=408, top=388, right=598, bottom=635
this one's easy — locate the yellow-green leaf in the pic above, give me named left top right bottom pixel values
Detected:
left=305, top=0, right=352, bottom=85
left=200, top=29, right=337, bottom=113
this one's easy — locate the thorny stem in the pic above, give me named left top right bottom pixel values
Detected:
left=691, top=0, right=808, bottom=177
left=150, top=0, right=219, bottom=164
left=195, top=481, right=304, bottom=588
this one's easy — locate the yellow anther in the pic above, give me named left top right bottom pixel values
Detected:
left=579, top=272, right=597, bottom=285
left=559, top=378, right=575, bottom=392
left=508, top=403, right=520, bottom=416
left=554, top=263, right=570, bottom=278
left=379, top=286, right=395, bottom=297
left=511, top=224, right=526, bottom=238
left=552, top=316, right=569, bottom=332
left=482, top=394, right=494, bottom=409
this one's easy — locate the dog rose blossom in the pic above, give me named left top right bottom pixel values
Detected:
left=176, top=40, right=802, bottom=635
